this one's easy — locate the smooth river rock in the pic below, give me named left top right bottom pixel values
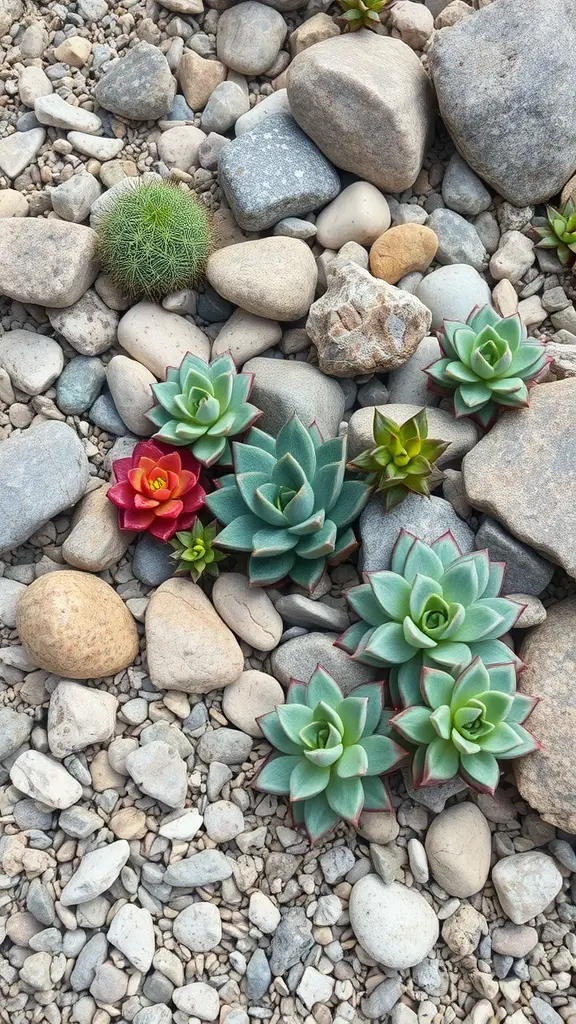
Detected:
left=425, top=803, right=492, bottom=898
left=0, top=218, right=98, bottom=307
left=118, top=301, right=210, bottom=379
left=211, top=573, right=283, bottom=652
left=62, top=482, right=134, bottom=572
left=243, top=357, right=345, bottom=439
left=207, top=238, right=318, bottom=321
left=349, top=875, right=439, bottom=969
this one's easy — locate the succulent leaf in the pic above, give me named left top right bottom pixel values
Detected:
left=335, top=0, right=389, bottom=31
left=168, top=519, right=225, bottom=581
left=536, top=199, right=576, bottom=268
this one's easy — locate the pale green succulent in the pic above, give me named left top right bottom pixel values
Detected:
left=336, top=0, right=389, bottom=31
left=169, top=520, right=225, bottom=582
left=254, top=666, right=407, bottom=841
left=535, top=198, right=576, bottom=267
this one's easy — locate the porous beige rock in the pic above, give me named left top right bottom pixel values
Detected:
left=16, top=572, right=139, bottom=679
left=0, top=219, right=98, bottom=308
left=369, top=224, right=439, bottom=284
left=289, top=13, right=340, bottom=57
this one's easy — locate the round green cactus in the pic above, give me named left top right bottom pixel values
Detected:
left=338, top=529, right=524, bottom=708
left=390, top=657, right=540, bottom=795
left=96, top=180, right=212, bottom=300
left=254, top=666, right=407, bottom=841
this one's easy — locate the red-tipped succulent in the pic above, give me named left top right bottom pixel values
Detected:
left=107, top=439, right=206, bottom=542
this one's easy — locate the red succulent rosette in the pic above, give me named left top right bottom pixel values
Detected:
left=107, top=440, right=206, bottom=542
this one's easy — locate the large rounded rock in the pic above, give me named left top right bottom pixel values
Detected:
left=212, top=573, right=282, bottom=651
left=287, top=33, right=434, bottom=192
left=515, top=598, right=576, bottom=833
left=217, top=1, right=287, bottom=75
left=16, top=572, right=139, bottom=679
left=425, top=803, right=491, bottom=898
left=359, top=492, right=475, bottom=574
left=314, top=181, right=391, bottom=250
left=207, top=238, right=317, bottom=321
left=271, top=632, right=379, bottom=695
left=349, top=875, right=439, bottom=968
left=243, top=357, right=345, bottom=439
left=145, top=579, right=244, bottom=693
left=94, top=41, right=175, bottom=120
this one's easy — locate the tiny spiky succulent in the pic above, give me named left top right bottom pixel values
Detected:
left=535, top=199, right=576, bottom=267
left=206, top=414, right=372, bottom=590
left=96, top=180, right=212, bottom=300
left=390, top=656, right=539, bottom=795
left=254, top=665, right=407, bottom=841
left=169, top=520, right=226, bottom=581
left=347, top=408, right=449, bottom=512
left=336, top=0, right=389, bottom=31
left=147, top=353, right=261, bottom=467
left=425, top=305, right=549, bottom=429
left=338, top=529, right=524, bottom=709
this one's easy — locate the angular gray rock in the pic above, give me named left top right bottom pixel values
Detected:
left=271, top=632, right=379, bottom=694
left=475, top=518, right=554, bottom=596
left=126, top=741, right=187, bottom=809
left=164, top=850, right=232, bottom=887
left=10, top=751, right=83, bottom=810
left=359, top=493, right=475, bottom=573
left=219, top=113, right=340, bottom=232
left=427, top=208, right=489, bottom=271
left=287, top=32, right=434, bottom=192
left=94, top=41, right=175, bottom=120
left=0, top=127, right=45, bottom=179
left=47, top=680, right=117, bottom=758
left=243, top=357, right=345, bottom=438
left=429, top=0, right=576, bottom=205
left=0, top=218, right=98, bottom=308
left=48, top=290, right=119, bottom=356
left=270, top=907, right=314, bottom=976
left=0, top=708, right=33, bottom=762
left=0, top=421, right=89, bottom=553
left=307, top=259, right=432, bottom=376
left=60, top=840, right=130, bottom=906
left=441, top=152, right=492, bottom=216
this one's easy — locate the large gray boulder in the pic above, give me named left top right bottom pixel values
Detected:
left=287, top=32, right=434, bottom=192
left=429, top=0, right=576, bottom=205
left=242, top=357, right=345, bottom=438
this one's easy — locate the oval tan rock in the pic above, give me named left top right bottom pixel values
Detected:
left=206, top=238, right=318, bottom=321
left=222, top=670, right=285, bottom=737
left=16, top=571, right=138, bottom=679
left=211, top=572, right=282, bottom=652
left=425, top=802, right=491, bottom=898
left=145, top=579, right=244, bottom=693
left=370, top=223, right=439, bottom=285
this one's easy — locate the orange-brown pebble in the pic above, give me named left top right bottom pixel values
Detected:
left=369, top=223, right=439, bottom=285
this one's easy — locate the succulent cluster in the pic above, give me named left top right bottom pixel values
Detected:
left=169, top=520, right=225, bottom=582
left=390, top=657, right=539, bottom=794
left=348, top=408, right=448, bottom=512
left=148, top=353, right=260, bottom=467
left=335, top=0, right=389, bottom=31
left=255, top=666, right=407, bottom=841
left=338, top=529, right=523, bottom=708
left=96, top=180, right=212, bottom=300
left=206, top=414, right=372, bottom=590
left=535, top=198, right=576, bottom=267
left=425, top=305, right=548, bottom=429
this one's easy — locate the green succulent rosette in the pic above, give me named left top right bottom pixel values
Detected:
left=254, top=665, right=408, bottom=841
left=390, top=656, right=540, bottom=795
left=206, top=414, right=372, bottom=590
left=535, top=198, right=576, bottom=267
left=348, top=408, right=449, bottom=512
left=169, top=520, right=225, bottom=582
left=338, top=529, right=524, bottom=708
left=425, top=305, right=549, bottom=430
left=336, top=0, right=389, bottom=30
left=147, top=353, right=261, bottom=467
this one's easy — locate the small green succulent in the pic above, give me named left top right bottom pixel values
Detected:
left=96, top=180, right=212, bottom=300
left=535, top=198, right=576, bottom=267
left=169, top=520, right=226, bottom=582
left=390, top=656, right=539, bottom=795
left=254, top=665, right=408, bottom=841
left=147, top=353, right=261, bottom=467
left=348, top=408, right=449, bottom=512
left=206, top=414, right=372, bottom=590
left=336, top=0, right=389, bottom=31
left=338, top=529, right=523, bottom=708
left=425, top=305, right=549, bottom=429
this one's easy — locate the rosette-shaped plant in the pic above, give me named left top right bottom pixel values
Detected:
left=535, top=198, right=576, bottom=267
left=336, top=0, right=389, bottom=31
left=148, top=353, right=261, bottom=467
left=425, top=305, right=548, bottom=429
left=254, top=666, right=408, bottom=841
left=206, top=415, right=372, bottom=589
left=338, top=530, right=524, bottom=708
left=390, top=656, right=539, bottom=795
left=169, top=520, right=225, bottom=581
left=107, top=440, right=206, bottom=542
left=348, top=408, right=449, bottom=512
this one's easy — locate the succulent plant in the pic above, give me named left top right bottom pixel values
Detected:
left=107, top=439, right=206, bottom=542
left=425, top=305, right=548, bottom=429
left=96, top=180, right=212, bottom=300
left=335, top=0, right=389, bottom=31
left=338, top=529, right=524, bottom=709
left=390, top=656, right=539, bottom=795
left=535, top=198, right=576, bottom=267
left=169, top=519, right=226, bottom=581
left=206, top=415, right=372, bottom=590
left=347, top=408, right=449, bottom=512
left=147, top=353, right=261, bottom=468
left=254, top=665, right=408, bottom=841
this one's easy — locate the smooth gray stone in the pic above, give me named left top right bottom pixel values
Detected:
left=475, top=517, right=554, bottom=596
left=359, top=493, right=475, bottom=573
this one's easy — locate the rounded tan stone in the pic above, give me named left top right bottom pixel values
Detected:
left=222, top=670, right=285, bottom=737
left=357, top=809, right=399, bottom=844
left=16, top=571, right=138, bottom=679
left=369, top=224, right=438, bottom=285
left=110, top=807, right=147, bottom=840
left=425, top=802, right=491, bottom=898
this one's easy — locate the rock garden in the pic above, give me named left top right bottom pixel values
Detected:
left=0, top=0, right=575, bottom=1023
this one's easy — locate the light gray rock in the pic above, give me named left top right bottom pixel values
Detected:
left=48, top=680, right=117, bottom=758
left=415, top=264, right=492, bottom=331
left=271, top=632, right=379, bottom=694
left=207, top=238, right=317, bottom=321
left=217, top=2, right=287, bottom=75
left=243, top=356, right=344, bottom=438
left=70, top=933, right=108, bottom=991
left=50, top=173, right=102, bottom=223
left=89, top=170, right=162, bottom=228
left=173, top=903, right=222, bottom=952
left=219, top=113, right=340, bottom=232
left=67, top=131, right=125, bottom=161
left=247, top=948, right=272, bottom=1000
left=108, top=904, right=155, bottom=973
left=425, top=803, right=491, bottom=898
left=0, top=127, right=45, bottom=178
left=90, top=961, right=128, bottom=1004
left=157, top=124, right=205, bottom=171
left=106, top=355, right=156, bottom=436
left=474, top=518, right=554, bottom=596
left=387, top=336, right=441, bottom=405
left=201, top=82, right=250, bottom=135
left=173, top=982, right=219, bottom=1021
left=350, top=875, right=439, bottom=969
left=0, top=421, right=89, bottom=553
left=0, top=580, right=26, bottom=629
left=211, top=573, right=283, bottom=652
left=0, top=0, right=22, bottom=37
left=0, top=707, right=32, bottom=761
left=249, top=891, right=281, bottom=934
left=62, top=482, right=134, bottom=573
left=0, top=329, right=63, bottom=396
left=126, top=741, right=187, bottom=808
left=235, top=88, right=290, bottom=136
left=287, top=33, right=434, bottom=192
left=118, top=300, right=210, bottom=378
left=222, top=670, right=285, bottom=738
left=164, top=849, right=232, bottom=887
left=10, top=751, right=82, bottom=810
left=441, top=152, right=491, bottom=215
left=362, top=977, right=403, bottom=1019
left=275, top=594, right=349, bottom=632
left=427, top=207, right=488, bottom=271
left=60, top=840, right=130, bottom=906
left=49, top=291, right=119, bottom=358
left=94, top=41, right=175, bottom=120
left=0, top=219, right=98, bottom=308
left=348, top=403, right=478, bottom=466
left=489, top=230, right=535, bottom=284
left=492, top=923, right=538, bottom=958
left=196, top=728, right=253, bottom=765
left=203, top=799, right=245, bottom=843
left=430, top=0, right=576, bottom=206
left=35, top=95, right=101, bottom=133
left=270, top=907, right=314, bottom=976
left=211, top=308, right=281, bottom=364
left=359, top=492, right=475, bottom=573
left=492, top=852, right=563, bottom=924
